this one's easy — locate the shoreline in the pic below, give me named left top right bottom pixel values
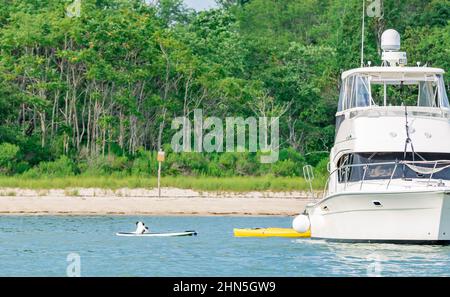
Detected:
left=0, top=187, right=315, bottom=216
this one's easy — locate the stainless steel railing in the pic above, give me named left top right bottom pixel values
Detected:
left=323, top=160, right=450, bottom=198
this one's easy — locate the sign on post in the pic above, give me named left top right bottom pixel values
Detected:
left=157, top=151, right=165, bottom=162
left=157, top=151, right=165, bottom=197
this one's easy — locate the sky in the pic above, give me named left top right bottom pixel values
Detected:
left=184, top=0, right=218, bottom=11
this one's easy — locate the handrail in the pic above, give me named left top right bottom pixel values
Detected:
left=322, top=176, right=330, bottom=199
left=429, top=161, right=439, bottom=183
left=303, top=165, right=315, bottom=200
left=387, top=162, right=399, bottom=189
left=360, top=164, right=368, bottom=190
left=322, top=159, right=450, bottom=198
left=328, top=160, right=450, bottom=177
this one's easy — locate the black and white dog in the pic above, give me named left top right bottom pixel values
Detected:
left=135, top=221, right=150, bottom=234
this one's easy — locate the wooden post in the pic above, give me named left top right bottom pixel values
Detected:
left=157, top=151, right=165, bottom=198
left=157, top=161, right=161, bottom=197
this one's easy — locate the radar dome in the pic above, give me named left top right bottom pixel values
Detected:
left=381, top=29, right=401, bottom=51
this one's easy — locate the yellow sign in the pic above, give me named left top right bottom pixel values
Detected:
left=157, top=151, right=165, bottom=162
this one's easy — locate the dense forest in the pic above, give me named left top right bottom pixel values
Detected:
left=0, top=0, right=448, bottom=178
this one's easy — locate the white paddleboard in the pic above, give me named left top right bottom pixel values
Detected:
left=116, top=230, right=197, bottom=237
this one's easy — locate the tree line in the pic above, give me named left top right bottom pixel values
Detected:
left=0, top=0, right=448, bottom=177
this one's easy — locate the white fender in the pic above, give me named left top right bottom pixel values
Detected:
left=292, top=215, right=310, bottom=233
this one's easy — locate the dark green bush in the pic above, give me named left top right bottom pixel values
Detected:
left=314, top=157, right=330, bottom=177
left=234, top=152, right=258, bottom=175
left=0, top=142, right=20, bottom=174
left=78, top=154, right=130, bottom=175
left=22, top=155, right=75, bottom=178
left=166, top=152, right=209, bottom=176
left=271, top=159, right=299, bottom=177
left=14, top=147, right=313, bottom=178
left=131, top=149, right=154, bottom=176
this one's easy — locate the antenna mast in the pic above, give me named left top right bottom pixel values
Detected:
left=402, top=106, right=416, bottom=178
left=360, top=0, right=365, bottom=67
left=403, top=106, right=415, bottom=162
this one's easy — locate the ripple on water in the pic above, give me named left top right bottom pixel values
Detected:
left=1, top=216, right=450, bottom=276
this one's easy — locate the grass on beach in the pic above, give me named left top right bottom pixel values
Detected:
left=0, top=175, right=326, bottom=192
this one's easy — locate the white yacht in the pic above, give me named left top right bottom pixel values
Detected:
left=293, top=29, right=450, bottom=244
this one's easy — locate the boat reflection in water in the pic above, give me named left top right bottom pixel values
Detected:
left=293, top=238, right=450, bottom=276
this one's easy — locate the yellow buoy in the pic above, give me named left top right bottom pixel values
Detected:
left=233, top=228, right=310, bottom=238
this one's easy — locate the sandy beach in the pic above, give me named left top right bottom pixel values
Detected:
left=0, top=188, right=315, bottom=216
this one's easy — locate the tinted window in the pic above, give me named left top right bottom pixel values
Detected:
left=338, top=152, right=450, bottom=182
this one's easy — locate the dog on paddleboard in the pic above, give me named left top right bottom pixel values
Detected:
left=135, top=221, right=150, bottom=234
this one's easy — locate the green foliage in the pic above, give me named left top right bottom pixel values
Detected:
left=271, top=160, right=298, bottom=177
left=78, top=154, right=130, bottom=176
left=166, top=152, right=209, bottom=176
left=0, top=0, right=447, bottom=182
left=234, top=152, right=258, bottom=175
left=314, top=157, right=330, bottom=177
left=23, top=155, right=75, bottom=178
left=0, top=175, right=321, bottom=192
left=131, top=149, right=154, bottom=176
left=0, top=143, right=20, bottom=174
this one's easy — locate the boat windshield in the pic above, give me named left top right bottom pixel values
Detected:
left=337, top=152, right=450, bottom=182
left=337, top=74, right=449, bottom=112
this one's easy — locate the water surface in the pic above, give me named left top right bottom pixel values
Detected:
left=0, top=216, right=449, bottom=276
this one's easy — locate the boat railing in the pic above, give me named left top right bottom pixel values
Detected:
left=323, top=160, right=450, bottom=197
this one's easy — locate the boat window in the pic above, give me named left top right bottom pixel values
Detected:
left=418, top=81, right=438, bottom=107
left=337, top=154, right=353, bottom=183
left=437, top=75, right=450, bottom=108
left=341, top=75, right=371, bottom=110
left=355, top=76, right=371, bottom=107
left=337, top=81, right=345, bottom=112
left=343, top=76, right=355, bottom=110
left=338, top=73, right=449, bottom=111
left=335, top=115, right=345, bottom=134
left=338, top=152, right=450, bottom=182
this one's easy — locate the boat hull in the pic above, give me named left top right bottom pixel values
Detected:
left=306, top=190, right=450, bottom=243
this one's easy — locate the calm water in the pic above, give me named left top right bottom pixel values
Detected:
left=1, top=215, right=450, bottom=276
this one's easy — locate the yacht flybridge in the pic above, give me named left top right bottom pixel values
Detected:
left=293, top=29, right=450, bottom=244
